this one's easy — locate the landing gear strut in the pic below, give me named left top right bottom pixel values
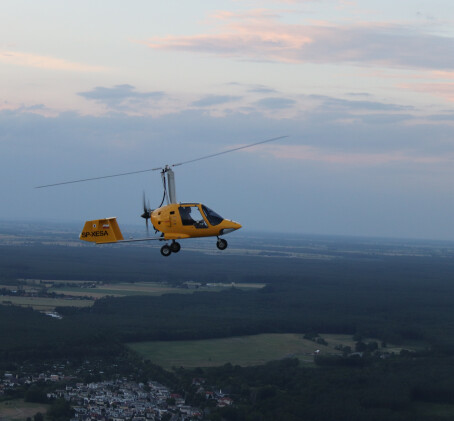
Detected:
left=216, top=238, right=228, bottom=250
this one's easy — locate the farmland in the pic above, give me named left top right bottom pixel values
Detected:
left=128, top=333, right=413, bottom=369
left=49, top=281, right=264, bottom=299
left=1, top=281, right=264, bottom=310
left=0, top=296, right=93, bottom=311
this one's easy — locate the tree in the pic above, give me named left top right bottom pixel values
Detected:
left=33, top=413, right=44, bottom=421
left=46, top=399, right=73, bottom=421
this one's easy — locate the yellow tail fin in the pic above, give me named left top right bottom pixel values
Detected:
left=80, top=217, right=124, bottom=244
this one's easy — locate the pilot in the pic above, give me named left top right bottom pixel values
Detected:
left=179, top=207, right=195, bottom=226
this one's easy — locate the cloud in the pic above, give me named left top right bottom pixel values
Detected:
left=145, top=14, right=454, bottom=71
left=191, top=95, right=242, bottom=107
left=0, top=50, right=106, bottom=72
left=78, top=84, right=165, bottom=110
left=248, top=84, right=278, bottom=94
left=398, top=82, right=454, bottom=102
left=345, top=92, right=372, bottom=98
left=308, top=95, right=414, bottom=112
left=254, top=97, right=296, bottom=109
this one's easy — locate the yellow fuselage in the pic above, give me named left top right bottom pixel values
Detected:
left=151, top=203, right=241, bottom=240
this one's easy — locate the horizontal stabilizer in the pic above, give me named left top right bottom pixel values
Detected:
left=80, top=217, right=124, bottom=244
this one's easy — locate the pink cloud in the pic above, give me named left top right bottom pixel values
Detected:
left=399, top=82, right=454, bottom=102
left=145, top=12, right=454, bottom=71
left=0, top=51, right=106, bottom=72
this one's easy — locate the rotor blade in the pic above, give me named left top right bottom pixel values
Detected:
left=171, top=135, right=288, bottom=168
left=35, top=167, right=163, bottom=189
left=35, top=135, right=288, bottom=188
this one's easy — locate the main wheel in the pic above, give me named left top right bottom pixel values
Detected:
left=160, top=244, right=172, bottom=257
left=170, top=241, right=181, bottom=253
left=216, top=238, right=228, bottom=250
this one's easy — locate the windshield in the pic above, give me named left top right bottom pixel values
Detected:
left=202, top=205, right=224, bottom=226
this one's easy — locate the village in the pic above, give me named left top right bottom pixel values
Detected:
left=1, top=368, right=233, bottom=420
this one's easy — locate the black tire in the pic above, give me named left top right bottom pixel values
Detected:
left=216, top=238, right=228, bottom=250
left=160, top=245, right=172, bottom=257
left=170, top=241, right=181, bottom=253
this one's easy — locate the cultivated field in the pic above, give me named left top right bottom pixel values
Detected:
left=130, top=333, right=342, bottom=369
left=0, top=296, right=93, bottom=311
left=129, top=333, right=417, bottom=369
left=49, top=281, right=264, bottom=299
left=1, top=281, right=264, bottom=310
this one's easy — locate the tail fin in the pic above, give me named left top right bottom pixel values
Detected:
left=80, top=217, right=124, bottom=244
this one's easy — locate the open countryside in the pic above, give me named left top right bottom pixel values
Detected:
left=128, top=333, right=418, bottom=369
left=49, top=281, right=264, bottom=298
left=1, top=281, right=264, bottom=310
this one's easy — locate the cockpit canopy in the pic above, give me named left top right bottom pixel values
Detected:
left=178, top=204, right=224, bottom=228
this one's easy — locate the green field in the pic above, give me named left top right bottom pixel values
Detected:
left=129, top=333, right=416, bottom=369
left=0, top=399, right=49, bottom=421
left=129, top=333, right=344, bottom=369
left=0, top=281, right=265, bottom=310
left=49, top=281, right=264, bottom=299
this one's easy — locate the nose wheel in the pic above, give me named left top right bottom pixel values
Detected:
left=216, top=238, right=228, bottom=250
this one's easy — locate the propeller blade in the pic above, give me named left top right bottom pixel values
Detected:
left=141, top=191, right=151, bottom=234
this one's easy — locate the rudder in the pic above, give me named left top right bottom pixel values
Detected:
left=80, top=217, right=124, bottom=243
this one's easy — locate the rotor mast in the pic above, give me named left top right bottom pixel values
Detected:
left=164, top=165, right=177, bottom=204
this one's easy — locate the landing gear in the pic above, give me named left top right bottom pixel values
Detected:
left=216, top=238, right=228, bottom=250
left=170, top=241, right=181, bottom=253
left=160, top=244, right=171, bottom=257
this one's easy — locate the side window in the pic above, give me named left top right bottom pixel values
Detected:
left=179, top=206, right=207, bottom=228
left=179, top=207, right=194, bottom=226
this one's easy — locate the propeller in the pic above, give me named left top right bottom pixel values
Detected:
left=141, top=192, right=152, bottom=234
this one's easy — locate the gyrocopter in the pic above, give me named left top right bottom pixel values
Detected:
left=36, top=136, right=287, bottom=256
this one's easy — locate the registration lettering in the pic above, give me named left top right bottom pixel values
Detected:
left=81, top=230, right=109, bottom=238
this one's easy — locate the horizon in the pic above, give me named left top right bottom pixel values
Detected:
left=2, top=218, right=454, bottom=246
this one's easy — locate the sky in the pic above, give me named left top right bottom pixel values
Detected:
left=1, top=0, right=454, bottom=240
